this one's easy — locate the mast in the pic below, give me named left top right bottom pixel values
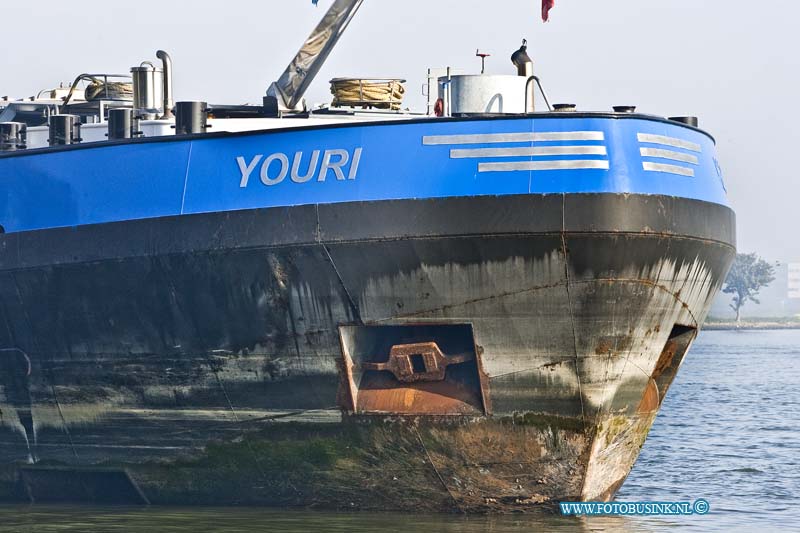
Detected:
left=266, top=0, right=366, bottom=113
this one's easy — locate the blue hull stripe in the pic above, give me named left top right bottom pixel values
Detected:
left=0, top=116, right=729, bottom=234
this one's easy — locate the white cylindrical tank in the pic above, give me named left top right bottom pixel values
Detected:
left=441, top=75, right=531, bottom=116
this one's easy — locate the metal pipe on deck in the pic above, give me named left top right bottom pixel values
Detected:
left=156, top=50, right=175, bottom=119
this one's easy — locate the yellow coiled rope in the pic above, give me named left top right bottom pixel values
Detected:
left=330, top=78, right=406, bottom=110
left=85, top=80, right=134, bottom=102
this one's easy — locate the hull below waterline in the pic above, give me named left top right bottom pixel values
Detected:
left=0, top=193, right=735, bottom=511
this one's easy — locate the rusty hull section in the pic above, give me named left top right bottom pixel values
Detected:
left=338, top=324, right=490, bottom=416
left=0, top=194, right=735, bottom=510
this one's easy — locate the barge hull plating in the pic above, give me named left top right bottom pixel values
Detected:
left=0, top=193, right=735, bottom=511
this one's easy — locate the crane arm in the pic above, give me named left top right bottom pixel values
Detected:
left=267, top=0, right=366, bottom=112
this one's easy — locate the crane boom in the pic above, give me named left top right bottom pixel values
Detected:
left=266, top=0, right=366, bottom=112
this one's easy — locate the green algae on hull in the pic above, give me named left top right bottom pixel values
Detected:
left=112, top=417, right=590, bottom=512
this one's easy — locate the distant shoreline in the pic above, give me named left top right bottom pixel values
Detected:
left=704, top=321, right=800, bottom=331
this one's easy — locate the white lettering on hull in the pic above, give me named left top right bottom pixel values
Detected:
left=261, top=153, right=289, bottom=186
left=236, top=155, right=263, bottom=188
left=237, top=148, right=363, bottom=188
left=291, top=150, right=321, bottom=183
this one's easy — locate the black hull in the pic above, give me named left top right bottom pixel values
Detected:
left=0, top=193, right=735, bottom=511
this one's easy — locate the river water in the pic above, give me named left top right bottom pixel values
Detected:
left=0, top=330, right=797, bottom=532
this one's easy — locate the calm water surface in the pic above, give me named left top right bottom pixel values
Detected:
left=1, top=330, right=797, bottom=532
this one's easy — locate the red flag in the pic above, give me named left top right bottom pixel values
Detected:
left=542, top=0, right=555, bottom=22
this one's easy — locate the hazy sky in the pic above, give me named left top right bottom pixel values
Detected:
left=1, top=1, right=795, bottom=260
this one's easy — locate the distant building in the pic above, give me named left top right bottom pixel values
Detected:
left=789, top=263, right=800, bottom=299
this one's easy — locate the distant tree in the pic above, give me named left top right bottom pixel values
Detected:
left=722, top=253, right=776, bottom=323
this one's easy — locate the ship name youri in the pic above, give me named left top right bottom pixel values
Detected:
left=237, top=148, right=363, bottom=188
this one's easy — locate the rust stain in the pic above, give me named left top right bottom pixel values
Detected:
left=360, top=342, right=472, bottom=383
left=337, top=328, right=489, bottom=416
left=594, top=335, right=632, bottom=356
left=651, top=325, right=697, bottom=404
left=636, top=379, right=660, bottom=414
left=355, top=374, right=482, bottom=415
left=652, top=340, right=679, bottom=384
left=595, top=338, right=614, bottom=356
